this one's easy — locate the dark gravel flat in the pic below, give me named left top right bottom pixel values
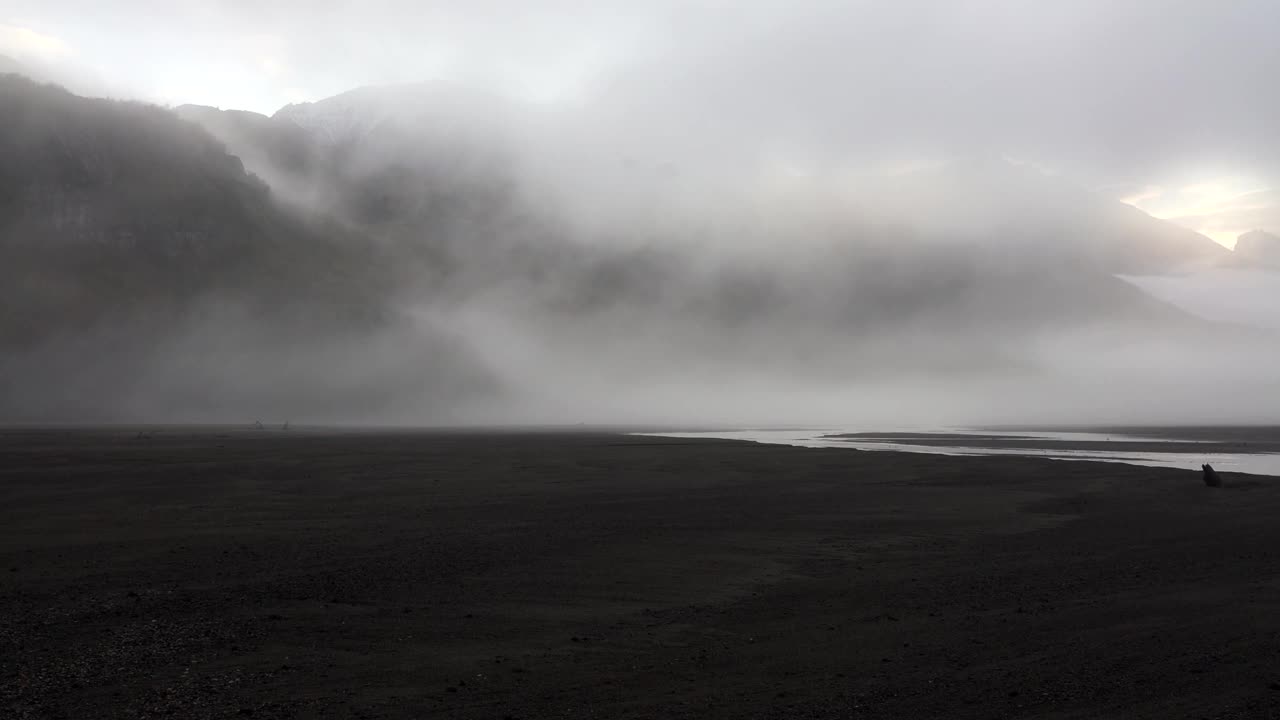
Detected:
left=3, top=428, right=1280, bottom=719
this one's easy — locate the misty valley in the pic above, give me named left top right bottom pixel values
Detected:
left=3, top=74, right=1278, bottom=427
left=5, top=9, right=1280, bottom=716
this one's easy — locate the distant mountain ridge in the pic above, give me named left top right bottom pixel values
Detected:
left=1232, top=229, right=1280, bottom=268
left=0, top=77, right=371, bottom=322
left=273, top=83, right=521, bottom=147
left=239, top=84, right=1229, bottom=276
left=173, top=104, right=332, bottom=211
left=0, top=54, right=22, bottom=76
left=852, top=156, right=1227, bottom=274
left=0, top=77, right=1246, bottom=421
left=0, top=76, right=490, bottom=421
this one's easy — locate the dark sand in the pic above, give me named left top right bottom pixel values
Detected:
left=4, top=428, right=1280, bottom=719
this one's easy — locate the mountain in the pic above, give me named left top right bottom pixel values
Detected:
left=0, top=76, right=491, bottom=421
left=855, top=157, right=1228, bottom=274
left=183, top=87, right=528, bottom=259
left=1232, top=229, right=1280, bottom=268
left=195, top=85, right=1229, bottom=277
left=273, top=83, right=521, bottom=148
left=185, top=85, right=1214, bottom=344
left=0, top=77, right=375, bottom=336
left=3, top=78, right=1242, bottom=422
left=0, top=54, right=22, bottom=76
left=173, top=104, right=333, bottom=210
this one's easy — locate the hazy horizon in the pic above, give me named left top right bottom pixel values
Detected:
left=3, top=3, right=1280, bottom=426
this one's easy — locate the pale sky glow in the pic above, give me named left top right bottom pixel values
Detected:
left=0, top=23, right=68, bottom=59
left=3, top=1, right=1279, bottom=244
left=1121, top=178, right=1278, bottom=249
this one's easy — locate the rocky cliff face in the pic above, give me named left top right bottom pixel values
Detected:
left=1, top=78, right=269, bottom=250
left=0, top=76, right=494, bottom=422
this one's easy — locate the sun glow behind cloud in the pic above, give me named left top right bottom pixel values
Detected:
left=1120, top=177, right=1276, bottom=249
left=0, top=23, right=70, bottom=60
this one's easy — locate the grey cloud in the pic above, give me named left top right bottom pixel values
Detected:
left=6, top=3, right=1280, bottom=425
left=10, top=0, right=1280, bottom=192
left=572, top=0, right=1280, bottom=185
left=1170, top=189, right=1280, bottom=235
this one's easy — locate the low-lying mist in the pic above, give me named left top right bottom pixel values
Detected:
left=2, top=59, right=1278, bottom=428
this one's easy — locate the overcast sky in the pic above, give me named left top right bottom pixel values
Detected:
left=4, top=1, right=1278, bottom=246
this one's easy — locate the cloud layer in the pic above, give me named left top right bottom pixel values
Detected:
left=4, top=1, right=1279, bottom=236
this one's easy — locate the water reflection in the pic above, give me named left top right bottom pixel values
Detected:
left=638, top=427, right=1280, bottom=476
